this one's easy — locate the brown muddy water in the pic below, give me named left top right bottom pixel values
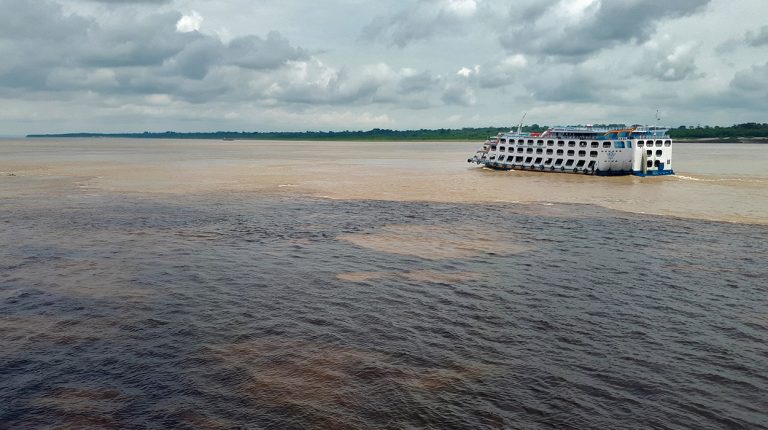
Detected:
left=1, top=138, right=767, bottom=429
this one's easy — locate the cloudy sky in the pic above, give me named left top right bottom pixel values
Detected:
left=1, top=0, right=766, bottom=134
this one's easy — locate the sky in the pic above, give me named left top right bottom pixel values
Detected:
left=1, top=0, right=766, bottom=134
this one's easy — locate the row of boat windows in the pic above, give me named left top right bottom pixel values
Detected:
left=638, top=141, right=672, bottom=147
left=491, top=157, right=594, bottom=168
left=487, top=157, right=665, bottom=168
left=494, top=147, right=667, bottom=157
left=495, top=148, right=603, bottom=156
left=496, top=139, right=672, bottom=148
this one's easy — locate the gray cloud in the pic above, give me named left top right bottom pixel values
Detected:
left=456, top=55, right=529, bottom=89
left=83, top=0, right=171, bottom=3
left=745, top=25, right=768, bottom=47
left=397, top=70, right=440, bottom=94
left=717, top=25, right=768, bottom=54
left=500, top=0, right=711, bottom=61
left=227, top=32, right=308, bottom=70
left=521, top=63, right=623, bottom=103
left=441, top=83, right=475, bottom=106
left=638, top=42, right=703, bottom=82
left=0, top=0, right=309, bottom=102
left=730, top=62, right=768, bottom=93
left=81, top=12, right=200, bottom=68
left=0, top=0, right=458, bottom=111
left=0, top=0, right=766, bottom=134
left=0, top=0, right=90, bottom=41
left=362, top=0, right=479, bottom=47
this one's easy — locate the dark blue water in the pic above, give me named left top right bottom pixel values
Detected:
left=1, top=193, right=767, bottom=429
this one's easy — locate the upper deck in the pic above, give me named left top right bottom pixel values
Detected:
left=500, top=125, right=670, bottom=141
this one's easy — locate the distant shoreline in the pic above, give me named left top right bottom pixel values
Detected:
left=24, top=128, right=521, bottom=142
left=23, top=134, right=768, bottom=144
left=23, top=124, right=768, bottom=143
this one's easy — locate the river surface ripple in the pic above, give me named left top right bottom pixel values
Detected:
left=1, top=193, right=767, bottom=429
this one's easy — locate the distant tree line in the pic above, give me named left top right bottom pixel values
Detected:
left=27, top=126, right=545, bottom=141
left=26, top=123, right=767, bottom=141
left=668, top=123, right=768, bottom=139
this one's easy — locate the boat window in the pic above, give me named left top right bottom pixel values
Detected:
left=545, top=158, right=553, bottom=165
left=517, top=147, right=524, bottom=153
left=587, top=160, right=596, bottom=169
left=490, top=155, right=496, bottom=160
left=578, top=150, right=586, bottom=157
left=656, top=140, right=663, bottom=147
left=546, top=149, right=553, bottom=155
left=525, top=157, right=533, bottom=163
left=547, top=140, right=554, bottom=146
left=536, top=148, right=543, bottom=154
left=646, top=150, right=653, bottom=156
left=569, top=141, right=576, bottom=147
left=654, top=160, right=660, bottom=167
left=647, top=160, right=653, bottom=168
left=506, top=155, right=514, bottom=162
left=516, top=156, right=524, bottom=162
left=537, top=140, right=544, bottom=145
left=614, top=141, right=625, bottom=149
left=558, top=141, right=565, bottom=146
left=602, top=142, right=611, bottom=148
left=627, top=142, right=632, bottom=148
left=591, top=142, right=599, bottom=148
left=590, top=151, right=598, bottom=157
left=656, top=150, right=662, bottom=156
left=556, top=149, right=564, bottom=155
left=555, top=159, right=564, bottom=166
left=567, top=150, right=575, bottom=156
left=518, top=139, right=525, bottom=144
left=637, top=141, right=644, bottom=147
left=534, top=157, right=543, bottom=164
left=576, top=160, right=585, bottom=167
left=500, top=139, right=506, bottom=144
left=664, top=140, right=671, bottom=146
left=527, top=140, right=534, bottom=145
left=500, top=146, right=506, bottom=152
left=565, top=159, right=574, bottom=167
left=579, top=141, right=587, bottom=147
left=526, top=148, right=533, bottom=153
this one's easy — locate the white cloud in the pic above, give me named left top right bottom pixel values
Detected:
left=445, top=0, right=478, bottom=18
left=457, top=66, right=480, bottom=77
left=176, top=10, right=203, bottom=33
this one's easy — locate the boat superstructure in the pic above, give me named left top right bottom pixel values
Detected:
left=468, top=125, right=674, bottom=176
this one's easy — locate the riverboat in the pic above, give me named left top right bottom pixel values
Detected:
left=467, top=124, right=674, bottom=176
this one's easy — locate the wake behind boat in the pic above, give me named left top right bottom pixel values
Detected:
left=468, top=124, right=674, bottom=176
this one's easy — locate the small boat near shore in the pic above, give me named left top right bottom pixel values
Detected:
left=468, top=124, right=674, bottom=176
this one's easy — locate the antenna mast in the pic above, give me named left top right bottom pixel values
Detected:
left=517, top=112, right=527, bottom=135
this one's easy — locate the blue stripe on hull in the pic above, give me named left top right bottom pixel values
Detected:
left=474, top=162, right=675, bottom=177
left=632, top=169, right=675, bottom=177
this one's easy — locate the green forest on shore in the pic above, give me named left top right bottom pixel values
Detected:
left=27, top=122, right=768, bottom=142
